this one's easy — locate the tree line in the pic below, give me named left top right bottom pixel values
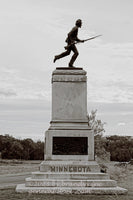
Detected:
left=0, top=134, right=132, bottom=162
left=95, top=135, right=133, bottom=162
left=0, top=134, right=44, bottom=160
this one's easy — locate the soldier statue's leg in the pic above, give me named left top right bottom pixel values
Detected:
left=68, top=44, right=79, bottom=67
left=53, top=48, right=71, bottom=63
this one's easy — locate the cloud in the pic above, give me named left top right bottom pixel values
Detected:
left=0, top=89, right=17, bottom=97
left=118, top=122, right=126, bottom=126
left=81, top=41, right=133, bottom=103
left=0, top=66, right=51, bottom=100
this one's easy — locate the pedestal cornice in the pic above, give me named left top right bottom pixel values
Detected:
left=52, top=68, right=87, bottom=76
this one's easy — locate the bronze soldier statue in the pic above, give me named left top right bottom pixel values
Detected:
left=53, top=19, right=84, bottom=68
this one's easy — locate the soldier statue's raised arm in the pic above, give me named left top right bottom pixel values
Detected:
left=53, top=19, right=84, bottom=68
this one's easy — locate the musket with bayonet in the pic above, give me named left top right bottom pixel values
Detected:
left=64, top=34, right=102, bottom=50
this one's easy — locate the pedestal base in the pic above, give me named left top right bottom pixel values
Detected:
left=16, top=184, right=127, bottom=195
left=16, top=160, right=127, bottom=195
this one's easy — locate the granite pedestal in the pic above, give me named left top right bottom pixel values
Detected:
left=16, top=67, right=127, bottom=194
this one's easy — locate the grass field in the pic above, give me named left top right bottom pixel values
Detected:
left=0, top=160, right=133, bottom=200
left=0, top=160, right=40, bottom=175
left=0, top=188, right=132, bottom=200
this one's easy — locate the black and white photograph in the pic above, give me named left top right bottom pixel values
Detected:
left=0, top=0, right=133, bottom=199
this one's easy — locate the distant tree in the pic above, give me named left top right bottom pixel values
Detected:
left=33, top=141, right=44, bottom=160
left=9, top=141, right=24, bottom=159
left=87, top=110, right=106, bottom=136
left=87, top=110, right=107, bottom=160
left=20, top=138, right=36, bottom=160
left=105, top=135, right=133, bottom=162
left=1, top=134, right=15, bottom=159
left=0, top=135, right=44, bottom=160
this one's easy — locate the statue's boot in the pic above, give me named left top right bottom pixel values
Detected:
left=53, top=56, right=58, bottom=63
left=68, top=63, right=75, bottom=68
left=54, top=50, right=71, bottom=63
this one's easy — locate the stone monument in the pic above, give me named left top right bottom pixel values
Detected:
left=16, top=67, right=127, bottom=194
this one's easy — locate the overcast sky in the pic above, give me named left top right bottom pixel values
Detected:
left=0, top=0, right=133, bottom=140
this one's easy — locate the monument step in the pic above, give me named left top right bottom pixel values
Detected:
left=40, top=160, right=100, bottom=172
left=16, top=184, right=128, bottom=194
left=32, top=172, right=109, bottom=180
left=25, top=178, right=117, bottom=187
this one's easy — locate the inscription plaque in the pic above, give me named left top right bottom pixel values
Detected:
left=52, top=137, right=88, bottom=155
